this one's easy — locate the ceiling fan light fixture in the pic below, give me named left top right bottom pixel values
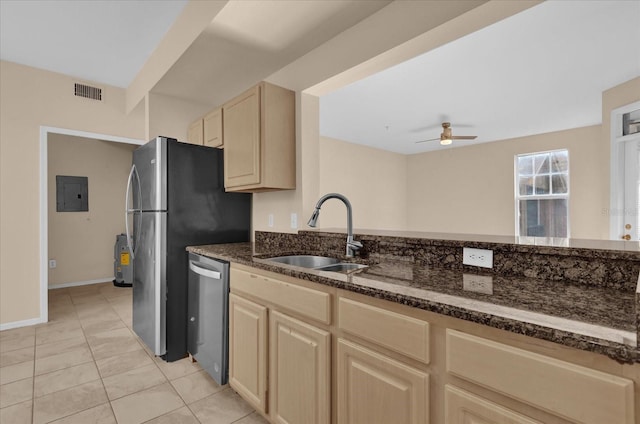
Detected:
left=440, top=138, right=453, bottom=145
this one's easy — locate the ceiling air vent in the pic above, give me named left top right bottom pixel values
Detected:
left=74, top=83, right=102, bottom=101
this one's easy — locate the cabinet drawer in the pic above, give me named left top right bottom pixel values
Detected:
left=445, top=385, right=541, bottom=424
left=231, top=267, right=331, bottom=324
left=446, top=330, right=635, bottom=424
left=338, top=297, right=429, bottom=364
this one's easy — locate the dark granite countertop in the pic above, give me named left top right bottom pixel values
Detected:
left=187, top=242, right=639, bottom=363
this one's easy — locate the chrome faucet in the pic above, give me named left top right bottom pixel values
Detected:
left=307, top=193, right=363, bottom=257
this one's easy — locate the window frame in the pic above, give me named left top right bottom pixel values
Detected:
left=514, top=149, right=570, bottom=238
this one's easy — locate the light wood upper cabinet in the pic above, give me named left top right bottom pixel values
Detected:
left=203, top=107, right=223, bottom=148
left=269, top=310, right=330, bottom=424
left=337, top=338, right=429, bottom=424
left=229, top=293, right=268, bottom=413
left=186, top=118, right=204, bottom=145
left=223, top=82, right=295, bottom=192
left=186, top=108, right=222, bottom=148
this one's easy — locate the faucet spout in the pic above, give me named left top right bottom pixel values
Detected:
left=307, top=193, right=362, bottom=257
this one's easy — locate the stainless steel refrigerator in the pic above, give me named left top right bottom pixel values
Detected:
left=125, top=136, right=251, bottom=362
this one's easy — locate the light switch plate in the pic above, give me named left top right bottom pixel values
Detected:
left=290, top=213, right=298, bottom=229
left=268, top=214, right=274, bottom=228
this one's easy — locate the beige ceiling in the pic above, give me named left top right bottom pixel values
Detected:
left=152, top=0, right=391, bottom=107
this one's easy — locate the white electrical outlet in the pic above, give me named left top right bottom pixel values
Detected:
left=463, top=247, right=493, bottom=268
left=49, top=259, right=57, bottom=269
left=268, top=214, right=274, bottom=228
left=290, top=213, right=298, bottom=229
left=463, top=274, right=493, bottom=294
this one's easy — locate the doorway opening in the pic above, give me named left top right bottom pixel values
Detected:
left=610, top=101, right=640, bottom=241
left=39, top=126, right=142, bottom=324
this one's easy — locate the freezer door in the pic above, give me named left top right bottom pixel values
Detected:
left=133, top=137, right=167, bottom=211
left=132, top=211, right=167, bottom=356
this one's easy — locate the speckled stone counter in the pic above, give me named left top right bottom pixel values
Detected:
left=188, top=235, right=639, bottom=364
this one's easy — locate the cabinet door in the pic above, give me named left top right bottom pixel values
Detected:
left=187, top=119, right=204, bottom=145
left=337, top=338, right=429, bottom=424
left=203, top=107, right=223, bottom=148
left=229, top=293, right=268, bottom=413
left=445, top=385, right=542, bottom=424
left=270, top=311, right=330, bottom=424
left=223, top=85, right=261, bottom=188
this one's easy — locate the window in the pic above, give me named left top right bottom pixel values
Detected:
left=516, top=150, right=569, bottom=237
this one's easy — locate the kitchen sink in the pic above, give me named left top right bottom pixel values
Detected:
left=265, top=255, right=367, bottom=273
left=314, top=263, right=368, bottom=272
left=266, top=255, right=340, bottom=268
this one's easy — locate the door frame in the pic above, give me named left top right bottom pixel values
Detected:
left=39, top=126, right=143, bottom=325
left=609, top=101, right=640, bottom=240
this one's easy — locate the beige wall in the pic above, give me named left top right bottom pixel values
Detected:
left=316, top=137, right=407, bottom=231
left=47, top=134, right=137, bottom=287
left=309, top=126, right=605, bottom=239
left=256, top=1, right=537, bottom=236
left=0, top=60, right=145, bottom=326
left=407, top=126, right=604, bottom=238
left=146, top=92, right=213, bottom=142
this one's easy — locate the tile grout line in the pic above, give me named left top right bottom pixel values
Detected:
left=31, top=321, right=36, bottom=424
left=79, top=289, right=121, bottom=424
left=35, top=289, right=114, bottom=423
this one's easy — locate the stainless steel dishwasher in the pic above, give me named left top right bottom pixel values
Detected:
left=187, top=252, right=229, bottom=385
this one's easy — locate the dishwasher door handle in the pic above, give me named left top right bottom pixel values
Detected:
left=189, top=261, right=222, bottom=280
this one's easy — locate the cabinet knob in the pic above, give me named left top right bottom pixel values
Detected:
left=625, top=224, right=632, bottom=230
left=621, top=234, right=631, bottom=240
left=190, top=317, right=196, bottom=322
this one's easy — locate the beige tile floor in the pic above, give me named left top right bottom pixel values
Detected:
left=0, top=282, right=268, bottom=424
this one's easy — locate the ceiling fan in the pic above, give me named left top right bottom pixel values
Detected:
left=416, top=122, right=477, bottom=145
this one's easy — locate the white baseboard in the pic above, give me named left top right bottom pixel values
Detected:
left=49, top=277, right=113, bottom=290
left=1, top=277, right=114, bottom=331
left=0, top=316, right=47, bottom=331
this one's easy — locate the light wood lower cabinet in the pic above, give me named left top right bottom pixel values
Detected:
left=445, top=385, right=541, bottom=424
left=337, top=338, right=429, bottom=424
left=446, top=329, right=635, bottom=424
left=228, top=266, right=638, bottom=424
left=229, top=293, right=268, bottom=413
left=229, top=265, right=331, bottom=424
left=269, top=311, right=330, bottom=424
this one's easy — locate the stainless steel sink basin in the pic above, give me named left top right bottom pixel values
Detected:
left=265, top=255, right=368, bottom=273
left=266, top=255, right=340, bottom=268
left=315, top=263, right=368, bottom=272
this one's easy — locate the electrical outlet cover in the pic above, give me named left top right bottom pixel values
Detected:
left=463, top=274, right=493, bottom=294
left=463, top=247, right=493, bottom=268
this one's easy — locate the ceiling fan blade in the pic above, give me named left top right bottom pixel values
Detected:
left=411, top=124, right=442, bottom=133
left=415, top=138, right=440, bottom=144
left=451, top=135, right=477, bottom=140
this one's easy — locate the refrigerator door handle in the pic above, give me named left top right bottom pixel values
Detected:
left=125, top=164, right=140, bottom=259
left=189, top=261, right=222, bottom=280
